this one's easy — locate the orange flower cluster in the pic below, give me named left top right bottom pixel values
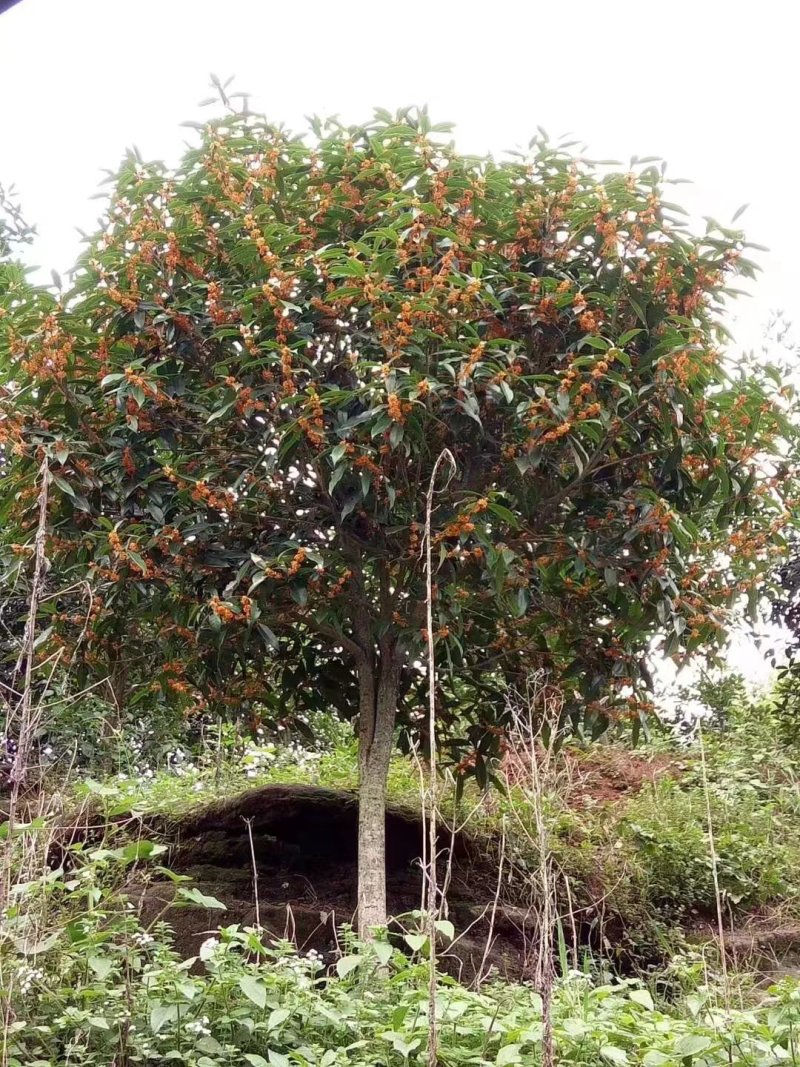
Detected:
left=235, top=386, right=267, bottom=418
left=538, top=421, right=572, bottom=445
left=459, top=342, right=486, bottom=383
left=105, top=287, right=138, bottom=313
left=354, top=454, right=382, bottom=479
left=243, top=213, right=278, bottom=271
left=440, top=517, right=475, bottom=539
left=280, top=345, right=295, bottom=396
left=387, top=393, right=404, bottom=422
left=0, top=413, right=24, bottom=453
left=191, top=480, right=236, bottom=512
left=288, top=548, right=307, bottom=576
left=108, top=529, right=126, bottom=560
left=537, top=297, right=559, bottom=326
left=327, top=568, right=352, bottom=599
left=579, top=402, right=602, bottom=419
left=209, top=595, right=235, bottom=623
left=122, top=446, right=136, bottom=478
left=207, top=281, right=227, bottom=325
left=299, top=389, right=325, bottom=447
left=205, top=139, right=246, bottom=207
left=22, top=315, right=74, bottom=382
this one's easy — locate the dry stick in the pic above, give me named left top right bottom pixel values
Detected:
left=698, top=726, right=729, bottom=1009
left=409, top=737, right=429, bottom=915
left=244, top=817, right=262, bottom=932
left=505, top=675, right=561, bottom=1067
left=2, top=458, right=50, bottom=908
left=476, top=817, right=506, bottom=987
left=436, top=772, right=461, bottom=917
left=562, top=872, right=579, bottom=972
left=424, top=448, right=456, bottom=1067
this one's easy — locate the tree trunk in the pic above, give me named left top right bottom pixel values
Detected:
left=356, top=651, right=400, bottom=934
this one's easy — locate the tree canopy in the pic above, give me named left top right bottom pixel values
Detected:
left=1, top=101, right=795, bottom=925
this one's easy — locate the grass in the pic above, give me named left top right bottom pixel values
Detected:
left=6, top=696, right=800, bottom=1064
left=63, top=698, right=800, bottom=977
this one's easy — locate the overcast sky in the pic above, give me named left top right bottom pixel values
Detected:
left=1, top=0, right=795, bottom=686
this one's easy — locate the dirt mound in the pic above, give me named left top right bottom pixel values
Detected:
left=564, top=748, right=678, bottom=807
left=137, top=785, right=527, bottom=980
left=688, top=915, right=800, bottom=985
left=500, top=744, right=678, bottom=808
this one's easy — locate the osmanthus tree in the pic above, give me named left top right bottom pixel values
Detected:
left=1, top=103, right=796, bottom=927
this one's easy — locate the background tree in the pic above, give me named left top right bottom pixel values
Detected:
left=1, top=102, right=795, bottom=928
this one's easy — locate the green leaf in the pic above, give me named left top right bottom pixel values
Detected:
left=88, top=955, right=114, bottom=981
left=629, top=988, right=654, bottom=1010
left=581, top=334, right=610, bottom=352
left=618, top=328, right=643, bottom=346
left=404, top=933, right=428, bottom=952
left=197, top=1036, right=225, bottom=1055
left=14, top=931, right=60, bottom=955
left=336, top=954, right=362, bottom=978
left=244, top=1057, right=269, bottom=1067
left=341, top=495, right=358, bottom=520
left=149, top=1002, right=178, bottom=1034
left=290, top=583, right=308, bottom=607
left=51, top=473, right=75, bottom=497
left=497, top=1044, right=522, bottom=1066
left=267, top=1007, right=291, bottom=1031
left=207, top=396, right=238, bottom=422
left=487, top=502, right=518, bottom=528
left=373, top=940, right=393, bottom=966
left=673, top=1035, right=711, bottom=1058
left=117, top=840, right=167, bottom=864
left=434, top=919, right=455, bottom=941
left=177, top=887, right=227, bottom=910
left=600, top=1046, right=629, bottom=1066
left=329, top=259, right=366, bottom=278
left=268, top=1051, right=290, bottom=1067
left=127, top=550, right=148, bottom=573
left=238, top=974, right=267, bottom=1009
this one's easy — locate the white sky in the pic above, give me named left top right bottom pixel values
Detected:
left=1, top=0, right=796, bottom=689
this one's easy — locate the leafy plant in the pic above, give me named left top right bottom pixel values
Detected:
left=4, top=877, right=800, bottom=1067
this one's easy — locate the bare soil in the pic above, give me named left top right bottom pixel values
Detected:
left=135, top=784, right=527, bottom=980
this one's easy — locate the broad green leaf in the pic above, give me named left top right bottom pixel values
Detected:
left=600, top=1046, right=629, bottom=1065
left=629, top=988, right=654, bottom=1010
left=88, top=955, right=114, bottom=981
left=268, top=1007, right=291, bottom=1031
left=336, top=954, right=362, bottom=978
left=673, top=1035, right=712, bottom=1057
left=434, top=919, right=455, bottom=941
left=238, top=975, right=267, bottom=1009
left=404, top=933, right=428, bottom=952
left=177, top=887, right=227, bottom=910
left=149, top=1002, right=178, bottom=1034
